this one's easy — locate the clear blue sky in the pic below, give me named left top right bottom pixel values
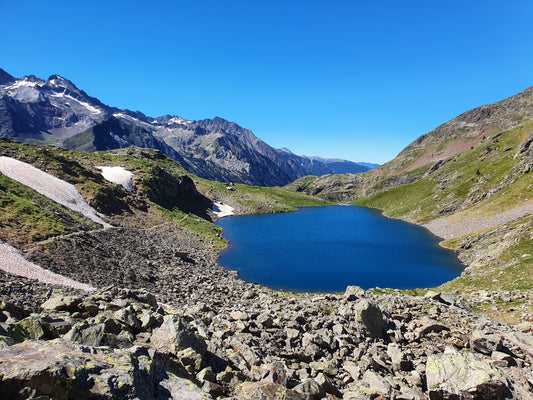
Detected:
left=2, top=1, right=533, bottom=163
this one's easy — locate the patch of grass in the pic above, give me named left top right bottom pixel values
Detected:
left=196, top=178, right=333, bottom=214
left=370, top=287, right=429, bottom=297
left=0, top=175, right=98, bottom=245
left=439, top=216, right=533, bottom=293
left=351, top=178, right=436, bottom=222
left=153, top=205, right=227, bottom=251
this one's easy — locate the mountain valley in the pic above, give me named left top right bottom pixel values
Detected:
left=0, top=73, right=532, bottom=399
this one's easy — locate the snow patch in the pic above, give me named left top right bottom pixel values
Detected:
left=113, top=112, right=139, bottom=122
left=0, top=239, right=95, bottom=291
left=0, top=156, right=111, bottom=227
left=97, top=166, right=133, bottom=191
left=168, top=116, right=193, bottom=125
left=10, top=86, right=41, bottom=103
left=213, top=202, right=234, bottom=218
left=9, top=79, right=39, bottom=89
left=50, top=91, right=102, bottom=114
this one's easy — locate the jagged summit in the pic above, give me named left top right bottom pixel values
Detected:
left=44, top=74, right=81, bottom=93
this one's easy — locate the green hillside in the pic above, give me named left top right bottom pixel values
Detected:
left=0, top=139, right=329, bottom=251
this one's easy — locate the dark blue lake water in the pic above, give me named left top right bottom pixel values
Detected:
left=216, top=206, right=463, bottom=292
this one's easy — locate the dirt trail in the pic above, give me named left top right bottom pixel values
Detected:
left=424, top=202, right=533, bottom=239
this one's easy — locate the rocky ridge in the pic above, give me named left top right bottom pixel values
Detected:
left=0, top=68, right=375, bottom=186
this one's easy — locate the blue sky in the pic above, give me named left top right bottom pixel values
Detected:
left=2, top=1, right=533, bottom=163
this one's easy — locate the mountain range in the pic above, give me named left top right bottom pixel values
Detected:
left=0, top=69, right=532, bottom=399
left=0, top=68, right=376, bottom=186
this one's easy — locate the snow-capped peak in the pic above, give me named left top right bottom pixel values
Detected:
left=45, top=74, right=80, bottom=93
left=168, top=116, right=193, bottom=125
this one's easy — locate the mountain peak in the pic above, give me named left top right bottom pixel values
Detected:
left=45, top=74, right=79, bottom=92
left=0, top=68, right=16, bottom=85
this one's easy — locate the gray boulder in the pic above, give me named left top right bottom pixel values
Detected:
left=470, top=329, right=503, bottom=355
left=0, top=339, right=212, bottom=399
left=344, top=285, right=365, bottom=301
left=293, top=378, right=325, bottom=400
left=64, top=322, right=105, bottom=346
left=8, top=316, right=57, bottom=342
left=353, top=300, right=386, bottom=339
left=426, top=352, right=512, bottom=400
left=41, top=294, right=82, bottom=312
left=0, top=299, right=29, bottom=322
left=150, top=314, right=207, bottom=357
left=237, top=381, right=305, bottom=400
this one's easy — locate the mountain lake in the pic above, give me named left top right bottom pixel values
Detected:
left=216, top=206, right=464, bottom=292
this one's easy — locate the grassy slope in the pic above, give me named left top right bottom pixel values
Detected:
left=0, top=174, right=99, bottom=246
left=353, top=120, right=533, bottom=223
left=0, top=139, right=330, bottom=250
left=196, top=178, right=332, bottom=214
left=348, top=120, right=533, bottom=297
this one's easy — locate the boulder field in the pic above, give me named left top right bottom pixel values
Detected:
left=0, top=273, right=532, bottom=399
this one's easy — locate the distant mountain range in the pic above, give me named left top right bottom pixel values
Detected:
left=0, top=68, right=377, bottom=186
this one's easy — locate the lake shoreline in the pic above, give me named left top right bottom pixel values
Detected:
left=216, top=205, right=464, bottom=293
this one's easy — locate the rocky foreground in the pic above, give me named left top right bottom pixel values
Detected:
left=1, top=256, right=533, bottom=399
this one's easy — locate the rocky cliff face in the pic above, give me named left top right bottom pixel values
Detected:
left=0, top=69, right=375, bottom=186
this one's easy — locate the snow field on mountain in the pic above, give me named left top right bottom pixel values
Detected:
left=213, top=202, right=235, bottom=217
left=97, top=166, right=133, bottom=191
left=0, top=156, right=111, bottom=227
left=0, top=239, right=95, bottom=291
left=50, top=91, right=102, bottom=114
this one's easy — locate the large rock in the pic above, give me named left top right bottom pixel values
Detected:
left=293, top=378, right=325, bottom=400
left=344, top=370, right=394, bottom=399
left=470, top=329, right=503, bottom=355
left=41, top=294, right=82, bottom=312
left=353, top=300, right=386, bottom=339
left=0, top=299, right=29, bottom=322
left=8, top=316, right=57, bottom=342
left=237, top=381, right=305, bottom=400
left=64, top=322, right=105, bottom=346
left=426, top=352, right=512, bottom=400
left=158, top=373, right=214, bottom=400
left=344, top=285, right=365, bottom=301
left=0, top=339, right=212, bottom=399
left=114, top=305, right=142, bottom=330
left=415, top=316, right=450, bottom=338
left=150, top=314, right=207, bottom=357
